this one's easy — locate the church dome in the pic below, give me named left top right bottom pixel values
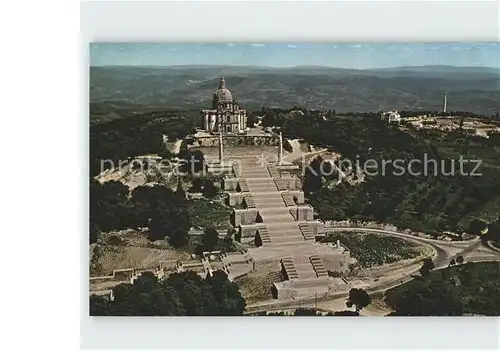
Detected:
left=213, top=77, right=233, bottom=103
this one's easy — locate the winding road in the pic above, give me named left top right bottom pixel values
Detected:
left=245, top=227, right=500, bottom=314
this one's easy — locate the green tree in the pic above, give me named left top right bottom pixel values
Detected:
left=345, top=288, right=371, bottom=312
left=175, top=178, right=186, bottom=199
left=90, top=222, right=101, bottom=244
left=189, top=178, right=204, bottom=193
left=294, top=308, right=319, bottom=316
left=92, top=270, right=245, bottom=316
left=334, top=310, right=359, bottom=316
left=389, top=280, right=463, bottom=316
left=261, top=110, right=277, bottom=128
left=419, top=258, right=435, bottom=277
left=467, top=219, right=488, bottom=236
left=200, top=227, right=219, bottom=253
left=202, top=178, right=218, bottom=198
left=246, top=113, right=259, bottom=128
left=303, top=157, right=324, bottom=194
left=89, top=295, right=109, bottom=316
left=149, top=202, right=190, bottom=247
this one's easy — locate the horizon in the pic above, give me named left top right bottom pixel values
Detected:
left=90, top=63, right=498, bottom=70
left=90, top=43, right=499, bottom=69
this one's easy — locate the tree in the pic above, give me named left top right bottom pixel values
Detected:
left=388, top=279, right=463, bottom=316
left=90, top=179, right=136, bottom=232
left=334, top=310, right=359, bottom=316
left=456, top=255, right=464, bottom=265
left=246, top=113, right=259, bottom=128
left=294, top=308, right=319, bottom=316
left=346, top=288, right=371, bottom=312
left=467, top=219, right=488, bottom=236
left=189, top=178, right=204, bottom=193
left=261, top=110, right=277, bottom=128
left=226, top=228, right=237, bottom=241
left=175, top=178, right=186, bottom=199
left=419, top=258, right=435, bottom=277
left=303, top=157, right=324, bottom=194
left=149, top=202, right=190, bottom=247
left=205, top=270, right=246, bottom=316
left=254, top=233, right=263, bottom=247
left=90, top=222, right=101, bottom=244
left=202, top=178, right=218, bottom=198
left=89, top=295, right=109, bottom=316
left=91, top=270, right=245, bottom=316
left=129, top=185, right=190, bottom=246
left=200, top=227, right=219, bottom=253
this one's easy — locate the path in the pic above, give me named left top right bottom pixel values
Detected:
left=245, top=227, right=500, bottom=314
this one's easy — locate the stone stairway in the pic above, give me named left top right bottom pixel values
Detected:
left=258, top=209, right=296, bottom=223
left=281, top=192, right=295, bottom=206
left=274, top=178, right=287, bottom=191
left=281, top=257, right=299, bottom=279
left=291, top=255, right=320, bottom=280
left=256, top=225, right=272, bottom=244
left=309, top=255, right=328, bottom=278
left=238, top=179, right=249, bottom=192
left=243, top=194, right=256, bottom=208
left=245, top=178, right=278, bottom=192
left=298, top=223, right=315, bottom=241
left=239, top=160, right=310, bottom=247
left=253, top=197, right=287, bottom=209
left=268, top=166, right=280, bottom=178
left=265, top=221, right=306, bottom=245
left=241, top=167, right=269, bottom=178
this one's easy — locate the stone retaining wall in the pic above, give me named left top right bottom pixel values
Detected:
left=188, top=135, right=280, bottom=148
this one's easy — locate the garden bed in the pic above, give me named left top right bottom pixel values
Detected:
left=322, top=231, right=424, bottom=268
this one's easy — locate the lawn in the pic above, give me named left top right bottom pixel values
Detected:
left=187, top=198, right=232, bottom=229
left=322, top=232, right=424, bottom=268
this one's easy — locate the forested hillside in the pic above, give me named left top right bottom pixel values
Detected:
left=279, top=111, right=500, bottom=236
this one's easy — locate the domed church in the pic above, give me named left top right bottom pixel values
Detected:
left=201, top=77, right=247, bottom=133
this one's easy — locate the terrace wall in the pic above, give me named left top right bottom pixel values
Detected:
left=232, top=208, right=259, bottom=227
left=322, top=252, right=350, bottom=272
left=223, top=178, right=239, bottom=191
left=227, top=192, right=244, bottom=206
left=190, top=135, right=280, bottom=148
left=280, top=176, right=301, bottom=190
left=289, top=206, right=314, bottom=221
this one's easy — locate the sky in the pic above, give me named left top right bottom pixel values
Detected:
left=89, top=43, right=499, bottom=70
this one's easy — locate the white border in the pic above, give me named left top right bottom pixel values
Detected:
left=80, top=1, right=500, bottom=350
left=82, top=0, right=500, bottom=42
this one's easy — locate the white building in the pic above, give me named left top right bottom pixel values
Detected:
left=382, top=110, right=401, bottom=124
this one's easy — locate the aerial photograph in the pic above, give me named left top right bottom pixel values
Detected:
left=89, top=43, right=500, bottom=316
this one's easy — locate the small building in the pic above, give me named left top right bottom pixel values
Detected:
left=382, top=110, right=401, bottom=124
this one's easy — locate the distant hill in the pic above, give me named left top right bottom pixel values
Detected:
left=372, top=65, right=499, bottom=74
left=90, top=65, right=500, bottom=116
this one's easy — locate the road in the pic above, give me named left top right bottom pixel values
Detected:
left=245, top=227, right=500, bottom=314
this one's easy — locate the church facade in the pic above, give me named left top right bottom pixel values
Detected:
left=201, top=77, right=247, bottom=133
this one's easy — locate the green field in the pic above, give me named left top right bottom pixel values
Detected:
left=322, top=232, right=424, bottom=268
